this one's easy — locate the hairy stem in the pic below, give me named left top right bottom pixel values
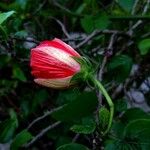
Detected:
left=91, top=77, right=114, bottom=135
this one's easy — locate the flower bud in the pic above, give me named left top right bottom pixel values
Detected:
left=30, top=38, right=81, bottom=88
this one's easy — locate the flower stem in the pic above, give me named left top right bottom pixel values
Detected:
left=91, top=77, right=114, bottom=135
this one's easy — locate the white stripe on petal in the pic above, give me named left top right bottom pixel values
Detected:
left=36, top=47, right=80, bottom=72
left=53, top=38, right=80, bottom=56
left=34, top=76, right=74, bottom=89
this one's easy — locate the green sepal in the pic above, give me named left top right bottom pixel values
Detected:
left=71, top=57, right=94, bottom=83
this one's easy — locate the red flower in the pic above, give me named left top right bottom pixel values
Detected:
left=30, top=38, right=81, bottom=88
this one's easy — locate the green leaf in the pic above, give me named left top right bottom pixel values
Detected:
left=104, top=138, right=141, bottom=150
left=117, top=0, right=135, bottom=12
left=52, top=92, right=98, bottom=122
left=56, top=143, right=89, bottom=150
left=10, top=130, right=33, bottom=150
left=114, top=99, right=127, bottom=112
left=81, top=14, right=110, bottom=33
left=9, top=109, right=18, bottom=128
left=111, top=121, right=125, bottom=138
left=81, top=15, right=94, bottom=33
left=104, top=139, right=118, bottom=150
left=138, top=39, right=150, bottom=55
left=0, top=11, right=15, bottom=25
left=56, top=89, right=79, bottom=105
left=70, top=116, right=96, bottom=134
left=94, top=14, right=110, bottom=30
left=104, top=139, right=133, bottom=150
left=121, top=108, right=150, bottom=124
left=107, top=55, right=132, bottom=82
left=15, top=0, right=28, bottom=10
left=0, top=55, right=11, bottom=68
left=14, top=30, right=28, bottom=38
left=56, top=136, right=72, bottom=148
left=98, top=107, right=110, bottom=130
left=32, top=89, right=49, bottom=111
left=12, top=66, right=27, bottom=82
left=123, top=119, right=150, bottom=144
left=0, top=119, right=17, bottom=142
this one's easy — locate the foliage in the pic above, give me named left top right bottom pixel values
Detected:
left=0, top=0, right=150, bottom=149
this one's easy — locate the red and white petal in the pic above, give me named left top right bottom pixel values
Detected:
left=37, top=38, right=80, bottom=57
left=34, top=76, right=73, bottom=88
left=31, top=49, right=80, bottom=79
left=31, top=47, right=80, bottom=72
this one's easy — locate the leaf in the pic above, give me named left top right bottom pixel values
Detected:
left=15, top=0, right=28, bottom=10
left=10, top=130, right=33, bottom=150
left=56, top=143, right=89, bottom=150
left=32, top=89, right=49, bottom=111
left=56, top=136, right=72, bottom=148
left=9, top=109, right=18, bottom=128
left=12, top=66, right=27, bottom=82
left=0, top=55, right=11, bottom=68
left=107, top=55, right=132, bottom=82
left=70, top=116, right=96, bottom=134
left=52, top=92, right=98, bottom=122
left=104, top=139, right=134, bottom=150
left=117, top=0, right=135, bottom=12
left=104, top=137, right=141, bottom=150
left=111, top=121, right=125, bottom=138
left=14, top=30, right=28, bottom=38
left=56, top=89, right=79, bottom=105
left=123, top=119, right=150, bottom=143
left=0, top=11, right=15, bottom=25
left=94, top=14, right=110, bottom=30
left=81, top=14, right=110, bottom=33
left=0, top=119, right=17, bottom=142
left=121, top=108, right=150, bottom=124
left=98, top=107, right=110, bottom=130
left=138, top=39, right=150, bottom=55
left=81, top=15, right=94, bottom=33
left=114, top=99, right=127, bottom=112
left=104, top=139, right=118, bottom=150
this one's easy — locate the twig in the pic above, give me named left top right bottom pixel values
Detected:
left=55, top=19, right=71, bottom=38
left=51, top=0, right=82, bottom=17
left=129, top=0, right=140, bottom=32
left=11, top=37, right=39, bottom=44
left=33, top=0, right=47, bottom=14
left=99, top=34, right=116, bottom=81
left=27, top=105, right=65, bottom=130
left=131, top=0, right=140, bottom=15
left=99, top=57, right=107, bottom=82
left=75, top=30, right=101, bottom=49
left=72, top=134, right=80, bottom=142
left=24, top=121, right=61, bottom=148
left=129, top=0, right=150, bottom=34
left=74, top=30, right=129, bottom=49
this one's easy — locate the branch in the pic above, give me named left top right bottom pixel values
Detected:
left=11, top=37, right=39, bottom=44
left=129, top=0, right=150, bottom=34
left=99, top=34, right=116, bottom=81
left=24, top=121, right=61, bottom=148
left=55, top=19, right=71, bottom=38
left=75, top=30, right=101, bottom=49
left=131, top=0, right=140, bottom=15
left=27, top=105, right=65, bottom=130
left=75, top=30, right=129, bottom=49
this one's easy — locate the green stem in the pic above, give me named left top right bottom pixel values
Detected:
left=91, top=77, right=114, bottom=135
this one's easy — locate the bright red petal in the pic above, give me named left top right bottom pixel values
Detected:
left=37, top=38, right=80, bottom=57
left=30, top=50, right=79, bottom=79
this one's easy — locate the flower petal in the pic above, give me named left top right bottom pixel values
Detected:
left=31, top=49, right=80, bottom=79
left=38, top=38, right=80, bottom=57
left=34, top=76, right=73, bottom=88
